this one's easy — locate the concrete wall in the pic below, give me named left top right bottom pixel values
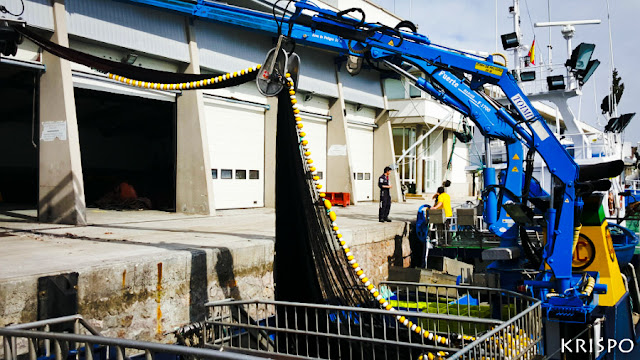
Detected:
left=0, top=243, right=275, bottom=341
left=0, top=225, right=410, bottom=343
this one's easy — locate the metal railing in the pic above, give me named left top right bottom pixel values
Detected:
left=0, top=314, right=264, bottom=360
left=431, top=215, right=492, bottom=245
left=203, top=283, right=542, bottom=360
left=560, top=131, right=622, bottom=161
left=481, top=132, right=622, bottom=164
left=626, top=180, right=640, bottom=192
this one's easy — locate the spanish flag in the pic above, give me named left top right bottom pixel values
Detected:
left=528, top=39, right=535, bottom=65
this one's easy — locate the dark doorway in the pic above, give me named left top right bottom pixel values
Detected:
left=74, top=88, right=176, bottom=211
left=0, top=63, right=39, bottom=207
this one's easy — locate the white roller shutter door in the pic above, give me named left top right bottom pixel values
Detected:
left=297, top=96, right=330, bottom=190
left=204, top=98, right=265, bottom=209
left=300, top=115, right=328, bottom=190
left=346, top=104, right=375, bottom=201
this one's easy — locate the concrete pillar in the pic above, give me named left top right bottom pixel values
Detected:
left=416, top=125, right=424, bottom=194
left=264, top=96, right=278, bottom=208
left=373, top=110, right=402, bottom=202
left=327, top=68, right=357, bottom=204
left=175, top=20, right=215, bottom=214
left=38, top=0, right=86, bottom=224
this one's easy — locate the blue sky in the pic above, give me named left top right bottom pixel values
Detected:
left=371, top=0, right=640, bottom=144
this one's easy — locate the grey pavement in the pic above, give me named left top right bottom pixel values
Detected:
left=0, top=197, right=473, bottom=281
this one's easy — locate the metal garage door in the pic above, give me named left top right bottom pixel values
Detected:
left=300, top=114, right=328, bottom=190
left=297, top=95, right=330, bottom=190
left=204, top=97, right=265, bottom=209
left=346, top=104, right=375, bottom=202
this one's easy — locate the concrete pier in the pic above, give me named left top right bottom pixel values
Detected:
left=0, top=201, right=433, bottom=342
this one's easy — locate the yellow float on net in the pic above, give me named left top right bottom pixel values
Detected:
left=329, top=211, right=336, bottom=221
left=324, top=199, right=332, bottom=209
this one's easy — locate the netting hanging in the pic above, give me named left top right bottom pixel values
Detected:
left=274, top=88, right=371, bottom=307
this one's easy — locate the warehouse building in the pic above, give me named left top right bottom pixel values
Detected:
left=0, top=0, right=470, bottom=224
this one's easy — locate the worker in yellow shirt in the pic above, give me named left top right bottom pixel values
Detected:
left=432, top=186, right=452, bottom=218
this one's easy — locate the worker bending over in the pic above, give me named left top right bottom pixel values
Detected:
left=432, top=186, right=452, bottom=218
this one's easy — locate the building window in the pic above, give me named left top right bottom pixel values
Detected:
left=221, top=169, right=232, bottom=179
left=211, top=169, right=218, bottom=179
left=364, top=173, right=371, bottom=180
left=317, top=171, right=323, bottom=180
left=354, top=172, right=357, bottom=180
left=409, top=83, right=422, bottom=98
left=236, top=170, right=247, bottom=179
left=383, top=78, right=405, bottom=100
left=249, top=170, right=260, bottom=179
left=357, top=173, right=364, bottom=180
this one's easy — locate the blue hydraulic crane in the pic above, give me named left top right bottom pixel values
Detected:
left=127, top=0, right=579, bottom=295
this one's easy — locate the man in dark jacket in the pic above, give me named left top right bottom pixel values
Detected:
left=378, top=166, right=393, bottom=222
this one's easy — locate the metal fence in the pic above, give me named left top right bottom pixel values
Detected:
left=381, top=282, right=543, bottom=359
left=0, top=314, right=264, bottom=360
left=2, top=284, right=542, bottom=360
left=203, top=283, right=542, bottom=360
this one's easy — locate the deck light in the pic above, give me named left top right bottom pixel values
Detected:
left=519, top=70, right=536, bottom=82
left=547, top=75, right=565, bottom=91
left=500, top=32, right=519, bottom=50
left=565, top=43, right=595, bottom=71
left=577, top=59, right=600, bottom=85
left=604, top=113, right=636, bottom=133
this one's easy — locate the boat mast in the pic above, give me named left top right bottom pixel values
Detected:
left=511, top=0, right=522, bottom=79
left=605, top=0, right=617, bottom=118
left=547, top=0, right=552, bottom=70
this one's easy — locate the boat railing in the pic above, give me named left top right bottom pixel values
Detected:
left=626, top=180, right=640, bottom=192
left=559, top=131, right=621, bottom=160
left=487, top=64, right=571, bottom=98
